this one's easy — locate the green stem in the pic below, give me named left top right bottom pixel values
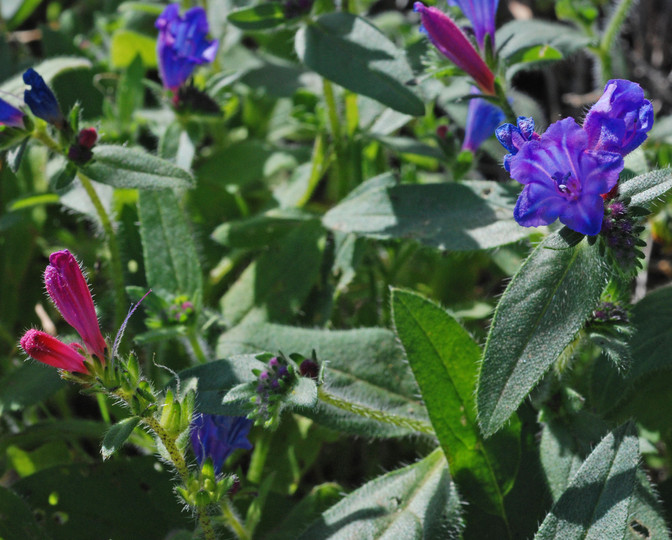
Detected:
left=144, top=416, right=217, bottom=540
left=322, top=78, right=350, bottom=199
left=76, top=171, right=127, bottom=331
left=96, top=393, right=111, bottom=424
left=598, top=0, right=635, bottom=83
left=220, top=499, right=251, bottom=540
left=317, top=387, right=434, bottom=435
left=187, top=330, right=208, bottom=364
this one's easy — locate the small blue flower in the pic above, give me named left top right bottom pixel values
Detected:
left=190, top=414, right=253, bottom=475
left=23, top=68, right=63, bottom=126
left=0, top=97, right=24, bottom=128
left=508, top=118, right=624, bottom=235
left=583, top=79, right=653, bottom=156
left=448, top=0, right=499, bottom=52
left=495, top=116, right=539, bottom=171
left=155, top=4, right=219, bottom=92
left=462, top=87, right=505, bottom=152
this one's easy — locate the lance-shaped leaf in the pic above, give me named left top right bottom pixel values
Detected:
left=323, top=174, right=528, bottom=251
left=534, top=422, right=639, bottom=539
left=295, top=13, right=424, bottom=116
left=82, top=145, right=194, bottom=190
left=392, top=289, right=519, bottom=517
left=138, top=189, right=203, bottom=301
left=478, top=237, right=609, bottom=437
left=101, top=417, right=140, bottom=460
left=618, top=168, right=672, bottom=207
left=298, top=448, right=463, bottom=539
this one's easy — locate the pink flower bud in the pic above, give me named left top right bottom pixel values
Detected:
left=20, top=329, right=88, bottom=373
left=414, top=3, right=496, bottom=96
left=44, top=250, right=107, bottom=360
left=77, top=127, right=98, bottom=149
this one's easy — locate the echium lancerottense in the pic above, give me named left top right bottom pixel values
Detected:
left=496, top=79, right=653, bottom=236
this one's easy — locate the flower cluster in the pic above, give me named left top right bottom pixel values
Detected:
left=68, top=127, right=98, bottom=164
left=20, top=250, right=107, bottom=373
left=496, top=79, right=653, bottom=236
left=155, top=4, right=219, bottom=93
left=190, top=414, right=253, bottom=475
left=600, top=199, right=647, bottom=271
left=250, top=355, right=297, bottom=427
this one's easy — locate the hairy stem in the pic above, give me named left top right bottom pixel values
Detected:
left=318, top=387, right=434, bottom=435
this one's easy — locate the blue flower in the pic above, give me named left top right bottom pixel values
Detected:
left=495, top=116, right=539, bottom=171
left=190, top=414, right=253, bottom=475
left=462, top=87, right=505, bottom=152
left=583, top=79, right=653, bottom=156
left=23, top=68, right=63, bottom=126
left=155, top=4, right=219, bottom=92
left=448, top=0, right=499, bottom=52
left=508, top=118, right=623, bottom=235
left=0, top=97, right=24, bottom=128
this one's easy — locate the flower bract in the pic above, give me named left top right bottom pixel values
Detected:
left=190, top=414, right=253, bottom=475
left=508, top=118, right=623, bottom=235
left=155, top=4, right=219, bottom=92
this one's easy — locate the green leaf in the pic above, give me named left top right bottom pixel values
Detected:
left=299, top=448, right=462, bottom=539
left=323, top=174, right=528, bottom=250
left=138, top=189, right=203, bottom=300
left=392, top=289, right=520, bottom=517
left=12, top=457, right=191, bottom=540
left=2, top=0, right=42, bottom=30
left=0, top=420, right=106, bottom=455
left=534, top=423, right=639, bottom=540
left=211, top=208, right=316, bottom=249
left=618, top=168, right=672, bottom=207
left=0, top=486, right=49, bottom=540
left=216, top=322, right=428, bottom=437
left=110, top=29, right=157, bottom=69
left=478, top=237, right=609, bottom=437
left=626, top=470, right=671, bottom=540
left=295, top=13, right=424, bottom=116
left=0, top=362, right=65, bottom=415
left=82, top=145, right=194, bottom=190
left=496, top=20, right=591, bottom=62
left=101, top=417, right=141, bottom=460
left=228, top=4, right=287, bottom=30
left=507, top=44, right=563, bottom=64
left=264, top=483, right=343, bottom=540
left=117, top=54, right=145, bottom=126
left=219, top=221, right=324, bottom=326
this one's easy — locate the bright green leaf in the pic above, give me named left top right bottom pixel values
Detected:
left=228, top=4, right=287, bottom=30
left=101, top=417, right=141, bottom=460
left=110, top=29, right=157, bottom=69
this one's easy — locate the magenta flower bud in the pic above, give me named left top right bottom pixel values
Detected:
left=414, top=3, right=496, bottom=95
left=44, top=250, right=107, bottom=360
left=20, top=329, right=88, bottom=373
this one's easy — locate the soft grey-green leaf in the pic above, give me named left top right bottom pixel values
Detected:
left=323, top=175, right=527, bottom=251
left=618, top=168, right=672, bottom=207
left=535, top=423, right=639, bottom=540
left=298, top=449, right=463, bottom=539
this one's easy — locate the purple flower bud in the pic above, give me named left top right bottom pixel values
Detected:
left=190, top=414, right=253, bottom=475
left=23, top=68, right=63, bottom=127
left=259, top=371, right=270, bottom=381
left=20, top=329, right=88, bottom=373
left=44, top=250, right=107, bottom=360
left=0, top=97, right=24, bottom=128
left=462, top=86, right=505, bottom=152
left=155, top=4, right=219, bottom=92
left=448, top=0, right=499, bottom=52
left=277, top=365, right=289, bottom=379
left=584, top=79, right=654, bottom=156
left=508, top=118, right=624, bottom=235
left=268, top=357, right=280, bottom=369
left=414, top=3, right=495, bottom=96
left=299, top=359, right=319, bottom=379
left=495, top=116, right=540, bottom=171
left=271, top=380, right=280, bottom=390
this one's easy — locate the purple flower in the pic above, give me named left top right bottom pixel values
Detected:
left=495, top=116, right=539, bottom=171
left=462, top=87, right=505, bottom=152
left=448, top=0, right=499, bottom=52
left=23, top=68, right=63, bottom=126
left=414, top=3, right=495, bottom=95
left=583, top=79, right=654, bottom=156
left=190, top=414, right=253, bottom=475
left=0, top=97, right=24, bottom=128
left=155, top=4, right=219, bottom=92
left=508, top=118, right=623, bottom=235
left=44, top=250, right=107, bottom=360
left=20, top=329, right=88, bottom=373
